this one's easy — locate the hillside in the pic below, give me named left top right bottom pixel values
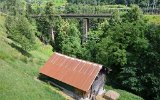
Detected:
left=0, top=15, right=66, bottom=100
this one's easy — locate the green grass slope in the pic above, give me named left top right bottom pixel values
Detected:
left=105, top=86, right=143, bottom=100
left=0, top=15, right=65, bottom=100
left=144, top=15, right=160, bottom=25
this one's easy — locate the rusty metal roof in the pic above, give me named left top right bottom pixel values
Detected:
left=40, top=52, right=102, bottom=92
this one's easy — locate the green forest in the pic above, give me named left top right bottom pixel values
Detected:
left=0, top=0, right=160, bottom=100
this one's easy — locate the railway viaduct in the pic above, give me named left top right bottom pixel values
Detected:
left=31, top=14, right=112, bottom=42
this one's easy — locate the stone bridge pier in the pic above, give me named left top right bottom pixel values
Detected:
left=82, top=18, right=89, bottom=42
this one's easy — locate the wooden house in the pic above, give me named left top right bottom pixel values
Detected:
left=39, top=52, right=107, bottom=100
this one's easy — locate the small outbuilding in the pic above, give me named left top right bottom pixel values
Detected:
left=39, top=52, right=107, bottom=100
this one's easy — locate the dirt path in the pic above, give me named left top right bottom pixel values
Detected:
left=34, top=77, right=74, bottom=100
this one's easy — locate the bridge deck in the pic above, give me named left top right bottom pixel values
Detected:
left=31, top=14, right=112, bottom=18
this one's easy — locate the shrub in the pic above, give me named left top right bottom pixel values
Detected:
left=5, top=15, right=36, bottom=51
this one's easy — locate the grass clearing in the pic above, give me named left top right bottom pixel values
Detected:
left=144, top=15, right=160, bottom=25
left=31, top=0, right=67, bottom=12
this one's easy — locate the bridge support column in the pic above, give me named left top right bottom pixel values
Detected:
left=82, top=18, right=89, bottom=42
left=51, top=28, right=56, bottom=43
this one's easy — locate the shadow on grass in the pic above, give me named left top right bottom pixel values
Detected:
left=8, top=43, right=32, bottom=57
left=38, top=74, right=62, bottom=91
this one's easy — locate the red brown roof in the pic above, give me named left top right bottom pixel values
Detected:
left=40, top=52, right=102, bottom=92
